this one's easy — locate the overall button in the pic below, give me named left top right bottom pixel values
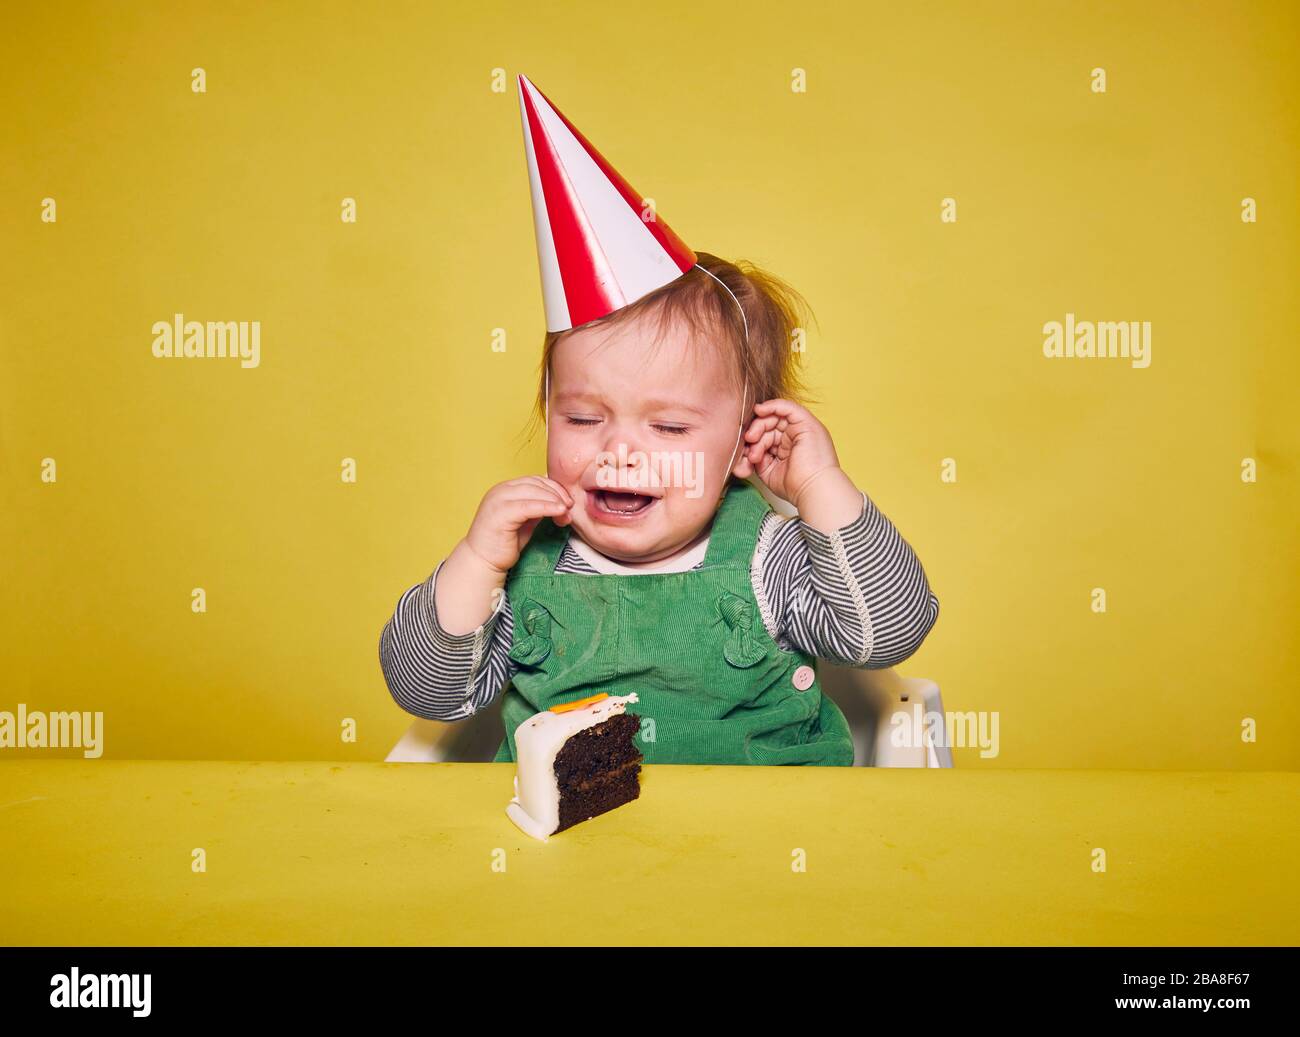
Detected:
left=792, top=665, right=815, bottom=691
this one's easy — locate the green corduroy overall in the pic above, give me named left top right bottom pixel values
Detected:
left=491, top=478, right=856, bottom=766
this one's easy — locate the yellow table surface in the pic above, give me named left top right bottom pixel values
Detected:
left=1, top=761, right=1296, bottom=945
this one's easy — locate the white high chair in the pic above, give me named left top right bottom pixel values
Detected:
left=386, top=478, right=951, bottom=768
left=386, top=667, right=950, bottom=767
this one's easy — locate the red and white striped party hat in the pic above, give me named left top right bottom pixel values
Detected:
left=516, top=73, right=697, bottom=333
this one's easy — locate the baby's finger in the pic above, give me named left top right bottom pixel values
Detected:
left=510, top=480, right=573, bottom=512
left=746, top=431, right=775, bottom=463
left=743, top=415, right=778, bottom=442
left=753, top=399, right=811, bottom=425
left=535, top=476, right=575, bottom=507
left=755, top=398, right=822, bottom=433
left=759, top=424, right=784, bottom=451
left=507, top=475, right=574, bottom=507
left=501, top=496, right=571, bottom=529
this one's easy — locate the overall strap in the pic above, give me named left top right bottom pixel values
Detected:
left=701, top=478, right=773, bottom=568
left=512, top=514, right=570, bottom=575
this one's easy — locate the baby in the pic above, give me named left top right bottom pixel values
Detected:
left=380, top=253, right=940, bottom=766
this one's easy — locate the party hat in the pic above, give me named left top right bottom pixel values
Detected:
left=517, top=73, right=697, bottom=333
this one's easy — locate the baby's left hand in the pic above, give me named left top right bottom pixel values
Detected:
left=733, top=399, right=843, bottom=509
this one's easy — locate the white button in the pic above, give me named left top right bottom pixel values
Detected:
left=792, top=665, right=815, bottom=691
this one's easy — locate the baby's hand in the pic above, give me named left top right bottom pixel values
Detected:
left=463, top=476, right=574, bottom=575
left=734, top=399, right=843, bottom=509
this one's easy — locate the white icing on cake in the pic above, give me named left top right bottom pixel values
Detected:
left=505, top=692, right=640, bottom=841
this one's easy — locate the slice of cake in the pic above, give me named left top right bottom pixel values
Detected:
left=506, top=692, right=642, bottom=841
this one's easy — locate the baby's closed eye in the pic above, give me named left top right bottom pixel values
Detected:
left=564, top=416, right=691, bottom=436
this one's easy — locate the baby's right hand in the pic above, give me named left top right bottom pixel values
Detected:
left=462, top=476, right=575, bottom=575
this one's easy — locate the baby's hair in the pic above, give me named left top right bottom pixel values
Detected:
left=521, top=253, right=821, bottom=445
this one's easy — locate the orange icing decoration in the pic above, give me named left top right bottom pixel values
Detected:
left=548, top=692, right=610, bottom=714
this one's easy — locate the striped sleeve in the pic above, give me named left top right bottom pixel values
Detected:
left=554, top=546, right=604, bottom=574
left=377, top=558, right=516, bottom=721
left=753, top=491, right=939, bottom=668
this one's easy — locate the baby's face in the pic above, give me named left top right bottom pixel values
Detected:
left=547, top=308, right=744, bottom=565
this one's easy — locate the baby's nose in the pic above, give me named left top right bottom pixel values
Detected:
left=596, top=444, right=659, bottom=490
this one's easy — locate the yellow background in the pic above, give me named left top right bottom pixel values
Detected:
left=2, top=0, right=1297, bottom=767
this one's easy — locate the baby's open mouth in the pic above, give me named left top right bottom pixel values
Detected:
left=594, top=490, right=657, bottom=515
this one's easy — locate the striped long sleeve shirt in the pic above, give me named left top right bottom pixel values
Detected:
left=379, top=490, right=939, bottom=721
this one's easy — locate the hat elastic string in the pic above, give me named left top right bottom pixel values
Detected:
left=695, top=266, right=751, bottom=491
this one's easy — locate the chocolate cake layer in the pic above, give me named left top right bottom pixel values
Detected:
left=553, top=711, right=643, bottom=833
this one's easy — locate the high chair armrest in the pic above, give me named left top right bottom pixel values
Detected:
left=817, top=664, right=952, bottom=767
left=385, top=689, right=509, bottom=763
